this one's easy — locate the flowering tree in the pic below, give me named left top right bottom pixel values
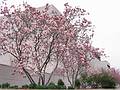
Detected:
left=0, top=1, right=38, bottom=84
left=56, top=42, right=104, bottom=87
left=53, top=3, right=105, bottom=87
left=19, top=3, right=96, bottom=85
left=0, top=0, right=105, bottom=86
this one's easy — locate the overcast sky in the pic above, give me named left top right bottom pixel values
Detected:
left=0, top=0, right=120, bottom=69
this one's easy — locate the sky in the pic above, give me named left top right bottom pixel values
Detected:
left=0, top=0, right=120, bottom=69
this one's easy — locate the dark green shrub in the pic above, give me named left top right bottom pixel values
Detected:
left=88, top=73, right=116, bottom=88
left=80, top=72, right=116, bottom=89
left=1, top=83, right=10, bottom=88
left=99, top=73, right=116, bottom=88
left=68, top=86, right=74, bottom=89
left=80, top=73, right=91, bottom=88
left=21, top=84, right=29, bottom=89
left=75, top=79, right=80, bottom=88
left=36, top=85, right=45, bottom=89
left=47, top=82, right=57, bottom=89
left=57, top=85, right=66, bottom=89
left=57, top=79, right=65, bottom=86
left=87, top=75, right=100, bottom=88
left=29, top=83, right=37, bottom=89
left=0, top=84, right=1, bottom=88
left=38, top=85, right=47, bottom=89
left=57, top=79, right=66, bottom=89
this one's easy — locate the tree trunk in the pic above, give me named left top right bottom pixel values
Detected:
left=22, top=67, right=36, bottom=85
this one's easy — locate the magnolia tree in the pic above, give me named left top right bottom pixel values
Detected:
left=0, top=0, right=105, bottom=86
left=0, top=1, right=38, bottom=84
left=53, top=3, right=105, bottom=87
left=55, top=42, right=104, bottom=87
left=0, top=1, right=58, bottom=85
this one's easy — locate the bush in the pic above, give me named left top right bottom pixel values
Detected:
left=21, top=84, right=29, bottom=89
left=36, top=85, right=46, bottom=89
left=1, top=83, right=10, bottom=88
left=75, top=79, right=80, bottom=88
left=47, top=82, right=57, bottom=89
left=87, top=75, right=100, bottom=88
left=56, top=85, right=66, bottom=89
left=57, top=79, right=65, bottom=86
left=57, top=79, right=66, bottom=89
left=99, top=73, right=116, bottom=88
left=80, top=72, right=116, bottom=89
left=68, top=86, right=74, bottom=89
left=29, top=83, right=37, bottom=89
left=0, top=84, right=1, bottom=88
left=88, top=73, right=116, bottom=88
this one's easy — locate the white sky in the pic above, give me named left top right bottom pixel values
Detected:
left=0, top=0, right=120, bottom=69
